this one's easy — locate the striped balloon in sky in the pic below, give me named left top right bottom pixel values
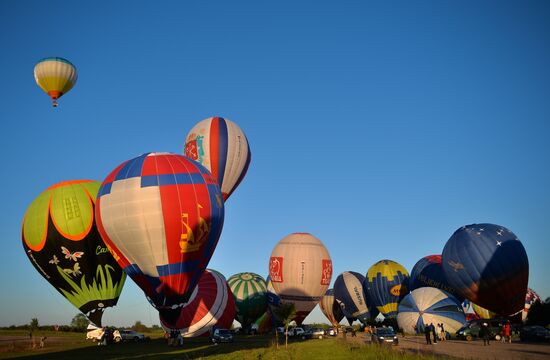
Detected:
left=95, top=152, right=224, bottom=322
left=333, top=271, right=371, bottom=324
left=159, top=269, right=235, bottom=335
left=34, top=57, right=77, bottom=107
left=364, top=259, right=409, bottom=318
left=184, top=117, right=251, bottom=201
left=228, top=272, right=268, bottom=328
left=397, top=287, right=466, bottom=334
left=319, top=289, right=344, bottom=327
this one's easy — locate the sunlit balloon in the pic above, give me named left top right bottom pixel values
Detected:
left=184, top=117, right=251, bottom=201
left=397, top=287, right=466, bottom=334
left=34, top=57, right=77, bottom=107
left=409, top=255, right=464, bottom=302
left=442, top=223, right=529, bottom=316
left=95, top=152, right=224, bottom=323
left=227, top=272, right=268, bottom=328
left=364, top=259, right=409, bottom=318
left=334, top=271, right=371, bottom=325
left=159, top=269, right=235, bottom=335
left=22, top=180, right=126, bottom=326
left=268, top=233, right=332, bottom=325
left=319, top=289, right=344, bottom=327
left=471, top=302, right=496, bottom=320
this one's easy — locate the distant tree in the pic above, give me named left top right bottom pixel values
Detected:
left=71, top=314, right=89, bottom=331
left=526, top=299, right=550, bottom=326
left=273, top=302, right=296, bottom=349
left=29, top=318, right=39, bottom=333
left=131, top=321, right=148, bottom=333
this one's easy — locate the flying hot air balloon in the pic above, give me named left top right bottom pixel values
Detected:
left=95, top=152, right=224, bottom=323
left=409, top=255, right=464, bottom=302
left=442, top=223, right=529, bottom=316
left=227, top=272, right=268, bottom=329
left=397, top=287, right=466, bottom=335
left=319, top=289, right=344, bottom=327
left=184, top=117, right=251, bottom=201
left=159, top=269, right=235, bottom=335
left=333, top=271, right=371, bottom=325
left=22, top=180, right=126, bottom=326
left=364, top=259, right=409, bottom=318
left=34, top=57, right=77, bottom=107
left=268, top=233, right=332, bottom=325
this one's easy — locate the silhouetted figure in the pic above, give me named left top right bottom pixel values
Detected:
left=424, top=325, right=432, bottom=345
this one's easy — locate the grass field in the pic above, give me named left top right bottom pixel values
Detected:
left=0, top=330, right=447, bottom=360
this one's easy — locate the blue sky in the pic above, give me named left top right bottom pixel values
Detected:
left=1, top=0, right=549, bottom=327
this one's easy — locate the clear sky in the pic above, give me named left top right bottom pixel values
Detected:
left=1, top=0, right=549, bottom=327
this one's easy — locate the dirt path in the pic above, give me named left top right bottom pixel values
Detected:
left=346, top=332, right=550, bottom=360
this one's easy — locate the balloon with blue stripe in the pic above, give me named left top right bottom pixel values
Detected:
left=364, top=259, right=409, bottom=318
left=397, top=287, right=466, bottom=335
left=334, top=271, right=371, bottom=325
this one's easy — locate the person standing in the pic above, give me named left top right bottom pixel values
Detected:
left=480, top=322, right=490, bottom=346
left=431, top=323, right=437, bottom=344
left=424, top=325, right=432, bottom=345
left=503, top=321, right=511, bottom=343
left=440, top=323, right=446, bottom=341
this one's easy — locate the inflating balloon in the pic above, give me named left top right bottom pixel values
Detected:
left=364, top=259, right=409, bottom=318
left=442, top=223, right=529, bottom=316
left=227, top=272, right=268, bottom=328
left=22, top=180, right=126, bottom=326
left=409, top=255, right=464, bottom=302
left=95, top=152, right=224, bottom=323
left=472, top=303, right=496, bottom=320
left=159, top=269, right=235, bottom=335
left=268, top=233, right=332, bottom=325
left=397, top=287, right=466, bottom=334
left=34, top=57, right=77, bottom=107
left=319, top=289, right=344, bottom=327
left=184, top=117, right=251, bottom=201
left=334, top=271, right=371, bottom=325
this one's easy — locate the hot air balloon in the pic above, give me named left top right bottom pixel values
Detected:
left=265, top=275, right=283, bottom=327
left=34, top=57, right=77, bottom=107
left=22, top=180, right=126, bottom=326
left=319, top=289, right=344, bottom=327
left=520, top=288, right=541, bottom=322
left=227, top=272, right=268, bottom=329
left=184, top=117, right=251, bottom=201
left=409, top=255, right=464, bottom=302
left=159, top=269, right=235, bottom=335
left=397, top=287, right=466, bottom=334
left=268, top=233, right=332, bottom=325
left=442, top=223, right=529, bottom=316
left=471, top=303, right=496, bottom=320
left=364, top=259, right=409, bottom=318
left=95, top=152, right=224, bottom=323
left=334, top=271, right=371, bottom=325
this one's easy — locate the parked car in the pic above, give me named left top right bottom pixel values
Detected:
left=327, top=328, right=337, bottom=336
left=371, top=327, right=398, bottom=345
left=287, top=327, right=305, bottom=337
left=456, top=319, right=505, bottom=341
left=302, top=328, right=325, bottom=339
left=211, top=328, right=234, bottom=344
left=115, top=329, right=145, bottom=342
left=519, top=326, right=550, bottom=342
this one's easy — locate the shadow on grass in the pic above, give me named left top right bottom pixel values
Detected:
left=9, top=335, right=275, bottom=360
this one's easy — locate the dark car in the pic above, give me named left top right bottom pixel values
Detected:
left=211, top=328, right=234, bottom=344
left=371, top=327, right=398, bottom=345
left=456, top=319, right=505, bottom=341
left=519, top=326, right=550, bottom=342
left=302, top=328, right=326, bottom=339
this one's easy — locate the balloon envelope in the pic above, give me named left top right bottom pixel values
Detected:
left=397, top=287, right=466, bottom=334
left=34, top=57, right=77, bottom=107
left=22, top=180, right=126, bottom=326
left=159, top=269, right=235, bottom=336
left=268, top=233, right=332, bottom=325
left=364, top=259, right=409, bottom=318
left=442, top=223, right=529, bottom=316
left=409, top=255, right=464, bottom=302
left=333, top=271, right=371, bottom=324
left=95, top=152, right=224, bottom=319
left=227, top=272, right=268, bottom=327
left=184, top=117, right=251, bottom=201
left=319, top=289, right=344, bottom=326
left=472, top=303, right=496, bottom=320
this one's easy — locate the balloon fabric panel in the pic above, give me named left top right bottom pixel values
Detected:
left=333, top=271, right=370, bottom=324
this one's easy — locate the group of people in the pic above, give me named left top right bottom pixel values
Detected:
left=98, top=327, right=114, bottom=346
left=166, top=329, right=183, bottom=346
left=423, top=323, right=446, bottom=344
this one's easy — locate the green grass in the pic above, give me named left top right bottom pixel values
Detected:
left=0, top=331, right=449, bottom=360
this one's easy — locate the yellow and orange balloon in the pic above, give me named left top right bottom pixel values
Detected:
left=34, top=57, right=77, bottom=107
